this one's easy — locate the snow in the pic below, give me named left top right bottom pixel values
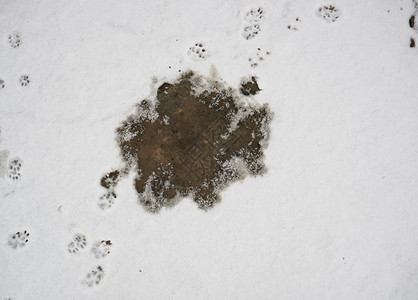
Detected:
left=1, top=0, right=418, bottom=299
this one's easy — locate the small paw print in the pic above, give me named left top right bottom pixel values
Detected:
left=0, top=79, right=5, bottom=89
left=98, top=191, right=116, bottom=210
left=243, top=23, right=261, bottom=40
left=19, top=75, right=30, bottom=87
left=248, top=48, right=270, bottom=68
left=316, top=5, right=341, bottom=23
left=8, top=231, right=29, bottom=249
left=82, top=266, right=104, bottom=287
left=245, top=7, right=264, bottom=23
left=67, top=233, right=87, bottom=254
left=243, top=7, right=264, bottom=40
left=188, top=42, right=208, bottom=60
left=8, top=32, right=22, bottom=48
left=91, top=240, right=112, bottom=259
left=8, top=157, right=23, bottom=181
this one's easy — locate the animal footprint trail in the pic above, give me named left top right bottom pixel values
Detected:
left=67, top=233, right=87, bottom=255
left=19, top=75, right=30, bottom=87
left=98, top=170, right=120, bottom=210
left=243, top=7, right=264, bottom=40
left=82, top=266, right=105, bottom=288
left=248, top=47, right=271, bottom=68
left=316, top=5, right=341, bottom=23
left=91, top=240, right=112, bottom=259
left=8, top=32, right=22, bottom=48
left=8, top=158, right=23, bottom=181
left=188, top=42, right=208, bottom=60
left=8, top=231, right=29, bottom=249
left=98, top=190, right=116, bottom=210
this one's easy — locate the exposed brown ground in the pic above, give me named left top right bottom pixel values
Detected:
left=101, top=71, right=272, bottom=212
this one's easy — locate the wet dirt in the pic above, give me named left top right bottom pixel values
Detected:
left=240, top=76, right=261, bottom=96
left=101, top=71, right=272, bottom=212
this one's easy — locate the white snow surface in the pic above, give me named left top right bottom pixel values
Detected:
left=1, top=0, right=418, bottom=299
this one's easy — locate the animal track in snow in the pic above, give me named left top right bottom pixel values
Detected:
left=8, top=32, right=22, bottom=48
left=8, top=231, right=29, bottom=249
left=316, top=5, right=341, bottom=23
left=0, top=79, right=4, bottom=89
left=91, top=240, right=112, bottom=259
left=243, top=23, right=261, bottom=40
left=188, top=42, right=208, bottom=60
left=248, top=47, right=271, bottom=68
left=98, top=190, right=116, bottom=210
left=8, top=158, right=23, bottom=181
left=243, top=7, right=264, bottom=40
left=19, top=75, right=30, bottom=87
left=82, top=266, right=104, bottom=288
left=67, top=233, right=87, bottom=255
left=98, top=170, right=120, bottom=210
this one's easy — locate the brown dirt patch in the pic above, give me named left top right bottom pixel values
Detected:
left=101, top=71, right=272, bottom=212
left=240, top=76, right=261, bottom=96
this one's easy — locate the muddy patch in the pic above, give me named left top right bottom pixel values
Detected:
left=240, top=76, right=261, bottom=96
left=101, top=71, right=272, bottom=212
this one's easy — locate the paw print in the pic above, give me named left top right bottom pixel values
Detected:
left=243, top=23, right=261, bottom=40
left=0, top=79, right=4, bottom=89
left=188, top=42, right=208, bottom=60
left=91, top=240, right=112, bottom=259
left=248, top=48, right=270, bottom=68
left=8, top=32, right=22, bottom=48
left=67, top=233, right=87, bottom=254
left=82, top=266, right=104, bottom=287
left=98, top=191, right=116, bottom=210
left=316, top=5, right=341, bottom=23
left=19, top=75, right=30, bottom=87
left=8, top=231, right=29, bottom=249
left=8, top=157, right=23, bottom=181
left=245, top=7, right=264, bottom=23
left=243, top=7, right=264, bottom=40
left=100, top=170, right=120, bottom=189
